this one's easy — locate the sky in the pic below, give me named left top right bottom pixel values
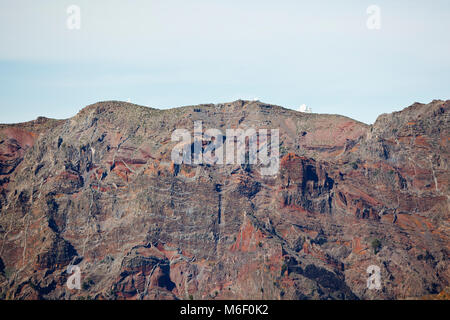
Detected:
left=0, top=0, right=449, bottom=124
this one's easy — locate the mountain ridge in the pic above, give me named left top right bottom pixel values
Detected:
left=0, top=99, right=448, bottom=300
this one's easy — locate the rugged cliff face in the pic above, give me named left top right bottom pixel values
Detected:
left=0, top=99, right=448, bottom=300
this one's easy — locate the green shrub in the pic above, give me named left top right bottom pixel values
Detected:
left=371, top=239, right=382, bottom=254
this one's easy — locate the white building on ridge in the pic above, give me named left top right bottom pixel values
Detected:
left=299, top=104, right=312, bottom=113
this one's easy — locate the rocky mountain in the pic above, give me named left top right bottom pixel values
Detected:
left=0, top=99, right=448, bottom=300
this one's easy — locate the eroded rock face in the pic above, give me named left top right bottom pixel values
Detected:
left=0, top=100, right=448, bottom=300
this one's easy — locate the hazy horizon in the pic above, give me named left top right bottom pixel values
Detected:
left=0, top=98, right=446, bottom=126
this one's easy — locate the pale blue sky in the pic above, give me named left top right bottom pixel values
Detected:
left=0, top=0, right=449, bottom=124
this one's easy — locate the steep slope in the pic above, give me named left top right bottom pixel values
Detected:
left=0, top=99, right=448, bottom=300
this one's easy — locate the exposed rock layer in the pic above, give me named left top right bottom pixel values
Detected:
left=0, top=99, right=448, bottom=300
